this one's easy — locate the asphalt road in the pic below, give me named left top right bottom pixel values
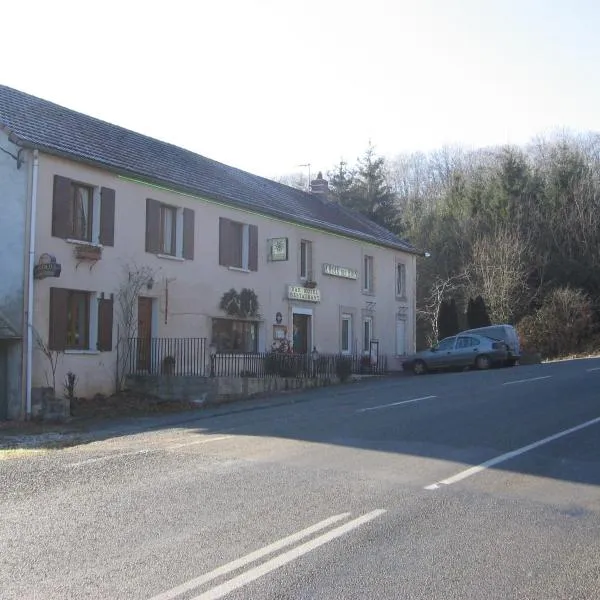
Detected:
left=1, top=358, right=599, bottom=599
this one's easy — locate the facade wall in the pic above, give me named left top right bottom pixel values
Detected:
left=0, top=131, right=28, bottom=418
left=32, top=154, right=416, bottom=398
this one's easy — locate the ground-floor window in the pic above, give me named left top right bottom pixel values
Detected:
left=363, top=317, right=373, bottom=352
left=212, top=318, right=258, bottom=353
left=341, top=313, right=352, bottom=354
left=395, top=318, right=407, bottom=356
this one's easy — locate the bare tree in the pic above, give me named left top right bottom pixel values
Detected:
left=34, top=329, right=63, bottom=394
left=115, top=262, right=159, bottom=391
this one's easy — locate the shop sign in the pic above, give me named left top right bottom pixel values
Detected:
left=322, top=263, right=358, bottom=280
left=287, top=285, right=321, bottom=303
left=34, top=253, right=62, bottom=279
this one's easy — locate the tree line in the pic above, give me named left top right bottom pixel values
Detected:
left=277, top=133, right=600, bottom=357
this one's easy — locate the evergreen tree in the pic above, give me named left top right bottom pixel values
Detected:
left=437, top=299, right=460, bottom=340
left=448, top=298, right=460, bottom=336
left=475, top=296, right=492, bottom=326
left=328, top=160, right=355, bottom=206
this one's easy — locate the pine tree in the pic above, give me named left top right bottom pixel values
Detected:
left=475, top=296, right=492, bottom=326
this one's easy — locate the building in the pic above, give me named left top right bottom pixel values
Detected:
left=0, top=84, right=421, bottom=419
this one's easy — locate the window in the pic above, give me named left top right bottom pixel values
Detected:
left=396, top=262, right=406, bottom=298
left=456, top=336, right=478, bottom=349
left=395, top=318, right=406, bottom=356
left=52, top=175, right=115, bottom=246
left=48, top=288, right=113, bottom=352
left=212, top=318, right=258, bottom=353
left=363, top=317, right=373, bottom=352
left=146, top=199, right=195, bottom=260
left=159, top=205, right=177, bottom=255
left=363, top=255, right=374, bottom=292
left=341, top=313, right=352, bottom=354
left=436, top=337, right=456, bottom=351
left=219, top=217, right=258, bottom=271
left=300, top=240, right=313, bottom=279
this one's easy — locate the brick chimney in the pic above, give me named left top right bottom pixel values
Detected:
left=310, top=171, right=329, bottom=198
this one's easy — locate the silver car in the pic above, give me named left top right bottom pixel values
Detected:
left=403, top=334, right=508, bottom=375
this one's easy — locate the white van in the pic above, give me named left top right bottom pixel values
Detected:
left=462, top=324, right=521, bottom=366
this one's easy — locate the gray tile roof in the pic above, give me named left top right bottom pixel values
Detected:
left=0, top=84, right=419, bottom=254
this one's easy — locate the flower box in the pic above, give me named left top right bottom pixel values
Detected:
left=74, top=244, right=102, bottom=260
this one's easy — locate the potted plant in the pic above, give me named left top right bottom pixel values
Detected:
left=74, top=243, right=102, bottom=260
left=304, top=280, right=317, bottom=289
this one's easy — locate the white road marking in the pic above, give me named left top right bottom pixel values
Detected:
left=425, top=415, right=600, bottom=490
left=68, top=436, right=233, bottom=467
left=356, top=395, right=437, bottom=413
left=147, top=512, right=352, bottom=600
left=502, top=375, right=552, bottom=386
left=586, top=367, right=600, bottom=372
left=189, top=510, right=386, bottom=600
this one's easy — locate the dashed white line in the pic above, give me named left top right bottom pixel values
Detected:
left=425, top=415, right=600, bottom=490
left=167, top=435, right=234, bottom=450
left=356, top=395, right=437, bottom=413
left=586, top=367, right=600, bottom=372
left=502, top=375, right=552, bottom=386
left=189, top=510, right=386, bottom=600
left=148, top=512, right=352, bottom=600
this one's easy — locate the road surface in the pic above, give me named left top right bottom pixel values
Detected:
left=1, top=358, right=599, bottom=599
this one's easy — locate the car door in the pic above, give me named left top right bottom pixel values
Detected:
left=454, top=335, right=479, bottom=367
left=429, top=337, right=457, bottom=368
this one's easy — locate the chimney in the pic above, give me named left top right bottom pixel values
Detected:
left=310, top=171, right=329, bottom=198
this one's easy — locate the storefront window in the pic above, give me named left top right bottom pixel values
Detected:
left=212, top=318, right=258, bottom=353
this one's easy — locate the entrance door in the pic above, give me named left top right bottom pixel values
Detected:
left=137, top=297, right=153, bottom=372
left=292, top=313, right=310, bottom=354
left=0, top=344, right=7, bottom=420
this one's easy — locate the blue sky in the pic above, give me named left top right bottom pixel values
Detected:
left=3, top=0, right=600, bottom=179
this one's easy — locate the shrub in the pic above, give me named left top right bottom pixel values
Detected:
left=517, top=287, right=595, bottom=358
left=335, top=356, right=353, bottom=382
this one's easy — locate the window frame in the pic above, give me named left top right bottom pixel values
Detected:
left=159, top=204, right=178, bottom=256
left=70, top=182, right=94, bottom=243
left=341, top=313, right=352, bottom=354
left=363, top=316, right=373, bottom=353
left=211, top=318, right=259, bottom=353
left=300, top=239, right=313, bottom=280
left=363, top=254, right=374, bottom=293
left=396, top=261, right=407, bottom=299
left=66, top=290, right=91, bottom=350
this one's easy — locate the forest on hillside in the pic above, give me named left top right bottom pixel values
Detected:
left=277, top=133, right=600, bottom=358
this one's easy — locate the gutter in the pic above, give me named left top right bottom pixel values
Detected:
left=25, top=149, right=39, bottom=419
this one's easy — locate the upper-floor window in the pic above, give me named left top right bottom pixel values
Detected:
left=396, top=262, right=406, bottom=298
left=363, top=255, right=374, bottom=293
left=146, top=199, right=195, bottom=260
left=219, top=217, right=258, bottom=271
left=300, top=240, right=313, bottom=280
left=52, top=175, right=115, bottom=246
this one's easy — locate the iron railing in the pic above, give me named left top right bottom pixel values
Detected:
left=127, top=337, right=388, bottom=379
left=127, top=337, right=207, bottom=376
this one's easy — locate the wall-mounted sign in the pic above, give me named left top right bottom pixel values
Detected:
left=322, top=263, right=358, bottom=280
left=287, top=284, right=321, bottom=303
left=34, top=253, right=62, bottom=279
left=273, top=325, right=287, bottom=340
left=268, top=237, right=289, bottom=261
left=275, top=311, right=283, bottom=324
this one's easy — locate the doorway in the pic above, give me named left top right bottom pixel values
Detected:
left=292, top=313, right=311, bottom=354
left=137, top=297, right=154, bottom=372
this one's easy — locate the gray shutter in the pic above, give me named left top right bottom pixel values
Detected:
left=145, top=198, right=160, bottom=253
left=97, top=297, right=114, bottom=351
left=248, top=225, right=258, bottom=271
left=182, top=208, right=195, bottom=260
left=52, top=175, right=72, bottom=239
left=48, top=288, right=69, bottom=350
left=219, top=217, right=231, bottom=266
left=99, top=187, right=115, bottom=246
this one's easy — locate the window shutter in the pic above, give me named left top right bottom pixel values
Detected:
left=182, top=208, right=195, bottom=260
left=52, top=175, right=72, bottom=239
left=97, top=297, right=114, bottom=351
left=145, top=198, right=160, bottom=253
left=99, top=187, right=116, bottom=246
left=48, top=288, right=69, bottom=351
left=248, top=224, right=258, bottom=271
left=219, top=217, right=231, bottom=266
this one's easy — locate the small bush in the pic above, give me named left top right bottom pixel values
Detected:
left=517, top=287, right=595, bottom=358
left=335, top=356, right=353, bottom=382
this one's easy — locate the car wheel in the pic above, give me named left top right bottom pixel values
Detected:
left=505, top=358, right=518, bottom=367
left=475, top=354, right=491, bottom=370
left=413, top=360, right=427, bottom=375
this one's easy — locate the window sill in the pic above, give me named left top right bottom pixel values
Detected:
left=66, top=238, right=103, bottom=248
left=362, top=290, right=376, bottom=296
left=228, top=266, right=250, bottom=273
left=65, top=349, right=100, bottom=355
left=157, top=253, right=185, bottom=262
left=396, top=296, right=408, bottom=302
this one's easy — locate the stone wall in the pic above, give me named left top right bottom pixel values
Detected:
left=31, top=387, right=70, bottom=422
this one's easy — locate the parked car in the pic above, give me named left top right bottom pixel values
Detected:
left=403, top=334, right=509, bottom=375
left=461, top=324, right=521, bottom=366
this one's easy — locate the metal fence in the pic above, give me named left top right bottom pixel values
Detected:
left=127, top=337, right=388, bottom=379
left=127, top=337, right=208, bottom=376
